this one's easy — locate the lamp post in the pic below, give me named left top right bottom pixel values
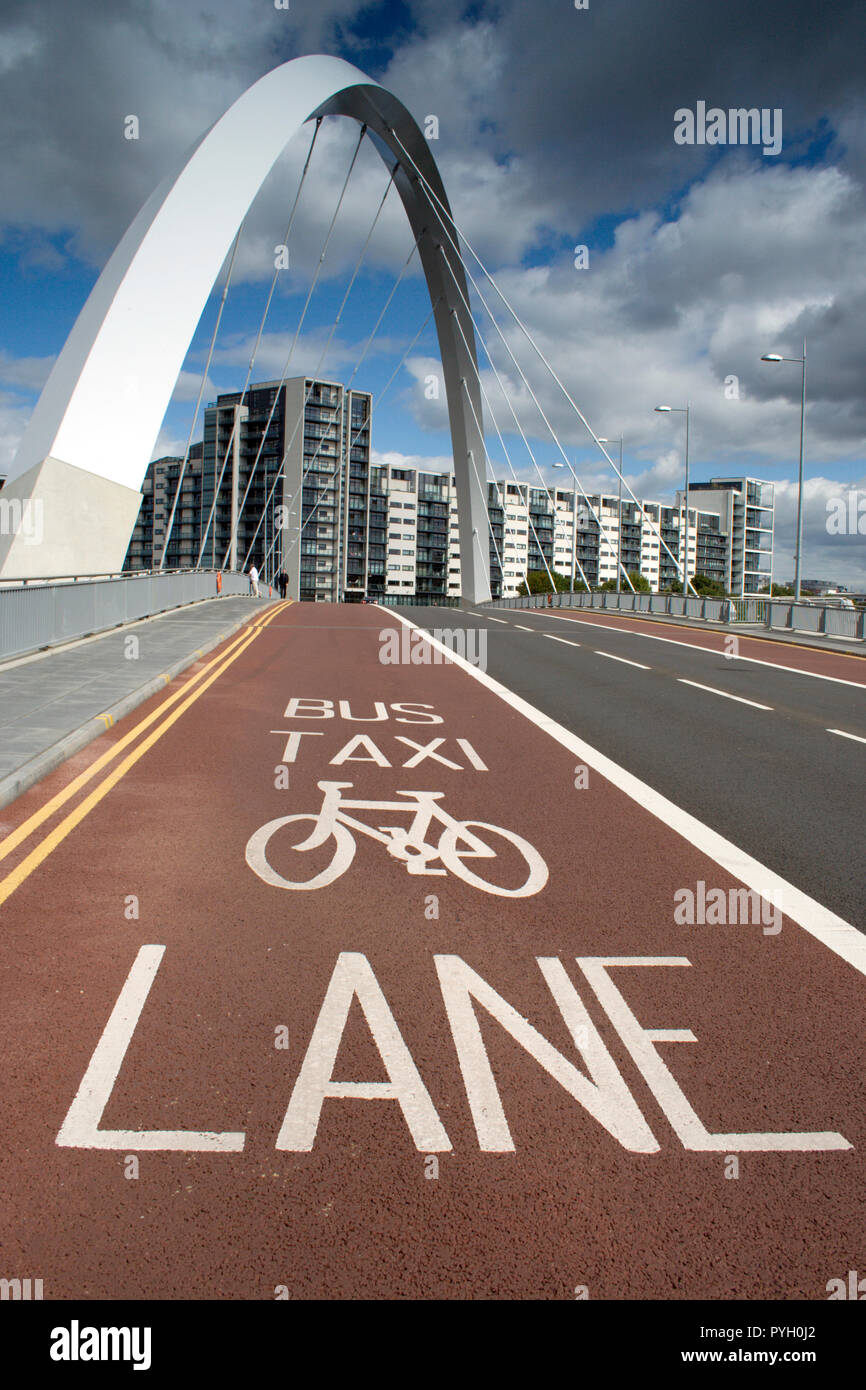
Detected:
left=599, top=437, right=624, bottom=592
left=761, top=339, right=806, bottom=601
left=654, top=405, right=692, bottom=596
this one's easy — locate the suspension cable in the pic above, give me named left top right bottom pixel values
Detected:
left=464, top=431, right=505, bottom=586
left=276, top=302, right=440, bottom=569
left=198, top=121, right=367, bottom=570
left=241, top=237, right=422, bottom=572
left=388, top=128, right=692, bottom=592
left=230, top=160, right=401, bottom=569
left=463, top=368, right=577, bottom=595
left=456, top=367, right=559, bottom=594
left=197, top=118, right=323, bottom=576
left=445, top=289, right=588, bottom=594
left=430, top=238, right=634, bottom=592
left=157, top=220, right=245, bottom=569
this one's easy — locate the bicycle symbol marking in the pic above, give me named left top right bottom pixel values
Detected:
left=245, top=780, right=549, bottom=898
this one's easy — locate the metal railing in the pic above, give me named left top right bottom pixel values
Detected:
left=375, top=593, right=460, bottom=607
left=484, top=589, right=866, bottom=641
left=0, top=568, right=253, bottom=662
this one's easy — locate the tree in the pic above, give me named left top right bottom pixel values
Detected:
left=598, top=571, right=650, bottom=593
left=516, top=569, right=583, bottom=596
left=759, top=583, right=795, bottom=596
left=667, top=573, right=726, bottom=597
left=690, top=573, right=727, bottom=597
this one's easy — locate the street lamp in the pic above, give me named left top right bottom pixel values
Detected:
left=599, top=437, right=624, bottom=593
left=654, top=404, right=693, bottom=596
left=761, top=339, right=806, bottom=601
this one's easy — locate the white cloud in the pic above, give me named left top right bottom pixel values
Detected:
left=0, top=390, right=35, bottom=474
left=371, top=447, right=452, bottom=475
left=0, top=350, right=55, bottom=393
left=0, top=24, right=41, bottom=75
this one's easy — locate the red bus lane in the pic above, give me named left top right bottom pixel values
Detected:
left=0, top=601, right=864, bottom=1299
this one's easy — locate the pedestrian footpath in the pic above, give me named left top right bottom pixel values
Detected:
left=0, top=594, right=276, bottom=807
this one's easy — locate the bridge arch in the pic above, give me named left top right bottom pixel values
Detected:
left=0, top=55, right=490, bottom=598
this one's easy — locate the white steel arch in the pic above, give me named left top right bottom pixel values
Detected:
left=0, top=55, right=490, bottom=598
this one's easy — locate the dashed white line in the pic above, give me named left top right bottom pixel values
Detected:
left=483, top=615, right=509, bottom=624
left=827, top=728, right=866, bottom=745
left=677, top=679, right=773, bottom=710
left=514, top=624, right=536, bottom=632
left=389, top=609, right=866, bottom=980
left=596, top=651, right=651, bottom=670
left=544, top=634, right=581, bottom=648
left=524, top=610, right=866, bottom=689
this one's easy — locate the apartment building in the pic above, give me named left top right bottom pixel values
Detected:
left=125, top=378, right=373, bottom=599
left=684, top=477, right=775, bottom=595
left=125, top=377, right=769, bottom=599
left=125, top=442, right=204, bottom=570
left=487, top=481, right=729, bottom=596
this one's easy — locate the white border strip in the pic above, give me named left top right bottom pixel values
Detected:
left=390, top=610, right=866, bottom=979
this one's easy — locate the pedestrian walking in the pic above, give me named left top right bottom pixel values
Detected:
left=248, top=564, right=260, bottom=597
left=277, top=567, right=288, bottom=600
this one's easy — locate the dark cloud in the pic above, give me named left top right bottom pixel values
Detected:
left=1, top=0, right=864, bottom=582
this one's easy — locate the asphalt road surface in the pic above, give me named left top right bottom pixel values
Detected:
left=1, top=599, right=864, bottom=1300
left=420, top=602, right=866, bottom=929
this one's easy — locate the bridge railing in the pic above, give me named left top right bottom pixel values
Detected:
left=375, top=594, right=460, bottom=607
left=485, top=589, right=866, bottom=641
left=0, top=568, right=252, bottom=661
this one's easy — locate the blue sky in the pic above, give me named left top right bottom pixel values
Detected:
left=2, top=0, right=865, bottom=583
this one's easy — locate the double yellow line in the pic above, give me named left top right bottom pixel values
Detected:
left=0, top=601, right=289, bottom=909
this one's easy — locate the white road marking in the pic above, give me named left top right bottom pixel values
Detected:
left=277, top=951, right=451, bottom=1152
left=827, top=728, right=866, bottom=745
left=677, top=679, right=773, bottom=710
left=56, top=945, right=246, bottom=1151
left=435, top=954, right=659, bottom=1153
left=596, top=651, right=651, bottom=670
left=388, top=610, right=866, bottom=980
left=514, top=624, right=536, bottom=632
left=544, top=634, right=581, bottom=648
left=579, top=958, right=849, bottom=1151
left=522, top=610, right=866, bottom=689
left=474, top=612, right=508, bottom=623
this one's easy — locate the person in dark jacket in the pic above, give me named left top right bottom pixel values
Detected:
left=277, top=567, right=289, bottom=600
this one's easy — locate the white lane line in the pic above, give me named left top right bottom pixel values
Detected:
left=56, top=945, right=246, bottom=1152
left=514, top=624, right=536, bottom=632
left=544, top=634, right=581, bottom=648
left=596, top=651, right=651, bottom=670
left=525, top=611, right=866, bottom=689
left=388, top=609, right=866, bottom=981
left=483, top=615, right=509, bottom=624
left=677, top=679, right=773, bottom=710
left=827, top=728, right=866, bottom=745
